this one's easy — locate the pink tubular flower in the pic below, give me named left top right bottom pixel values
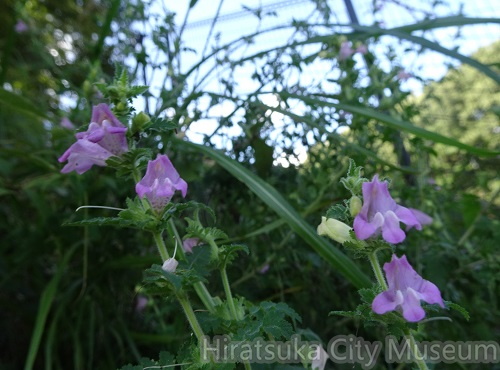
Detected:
left=135, top=154, right=188, bottom=212
left=353, top=175, right=424, bottom=244
left=372, top=254, right=444, bottom=322
left=397, top=70, right=412, bottom=81
left=355, top=44, right=368, bottom=55
left=58, top=104, right=128, bottom=174
left=15, top=21, right=28, bottom=33
left=182, top=238, right=200, bottom=254
left=339, top=41, right=355, bottom=61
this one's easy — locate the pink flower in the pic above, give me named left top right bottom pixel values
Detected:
left=135, top=154, right=188, bottom=212
left=408, top=208, right=433, bottom=230
left=339, top=41, right=355, bottom=61
left=60, top=117, right=75, bottom=130
left=135, top=295, right=148, bottom=313
left=15, top=21, right=28, bottom=33
left=182, top=238, right=200, bottom=254
left=355, top=44, right=368, bottom=54
left=372, top=254, right=444, bottom=322
left=353, top=175, right=423, bottom=244
left=397, top=70, right=412, bottom=81
left=58, top=104, right=128, bottom=174
left=258, top=264, right=270, bottom=274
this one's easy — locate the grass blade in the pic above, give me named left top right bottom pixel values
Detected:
left=175, top=139, right=372, bottom=289
left=24, top=245, right=78, bottom=370
left=285, top=93, right=500, bottom=157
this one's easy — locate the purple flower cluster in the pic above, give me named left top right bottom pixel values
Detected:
left=348, top=175, right=443, bottom=322
left=58, top=104, right=128, bottom=174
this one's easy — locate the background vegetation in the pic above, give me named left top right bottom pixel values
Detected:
left=0, top=0, right=498, bottom=369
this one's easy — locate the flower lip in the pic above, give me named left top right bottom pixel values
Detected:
left=353, top=175, right=425, bottom=244
left=135, top=154, right=188, bottom=212
left=372, top=254, right=444, bottom=322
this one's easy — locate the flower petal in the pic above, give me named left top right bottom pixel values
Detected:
left=59, top=140, right=113, bottom=174
left=408, top=208, right=433, bottom=229
left=419, top=280, right=445, bottom=308
left=353, top=211, right=384, bottom=240
left=91, top=103, right=126, bottom=128
left=381, top=210, right=406, bottom=244
left=372, top=290, right=403, bottom=315
left=401, top=288, right=426, bottom=322
left=395, top=206, right=421, bottom=230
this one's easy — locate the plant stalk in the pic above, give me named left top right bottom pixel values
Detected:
left=220, top=266, right=238, bottom=320
left=152, top=231, right=170, bottom=262
left=167, top=219, right=217, bottom=314
left=407, top=331, right=429, bottom=370
left=368, top=251, right=388, bottom=290
left=176, top=292, right=205, bottom=342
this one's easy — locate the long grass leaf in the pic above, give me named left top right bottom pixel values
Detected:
left=285, top=93, right=500, bottom=157
left=24, top=245, right=78, bottom=370
left=175, top=139, right=372, bottom=289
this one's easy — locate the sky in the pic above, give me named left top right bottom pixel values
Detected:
left=131, top=0, right=499, bottom=164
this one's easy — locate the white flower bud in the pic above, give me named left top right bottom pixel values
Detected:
left=162, top=258, right=178, bottom=273
left=317, top=216, right=353, bottom=244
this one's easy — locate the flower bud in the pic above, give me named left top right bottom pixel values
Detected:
left=162, top=258, right=178, bottom=273
left=349, top=196, right=362, bottom=217
left=131, top=111, right=151, bottom=134
left=317, top=216, right=353, bottom=244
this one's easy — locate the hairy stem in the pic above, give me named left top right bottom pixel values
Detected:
left=152, top=231, right=170, bottom=262
left=220, top=266, right=238, bottom=320
left=176, top=292, right=205, bottom=342
left=167, top=219, right=217, bottom=313
left=406, top=331, right=429, bottom=370
left=368, top=251, right=388, bottom=290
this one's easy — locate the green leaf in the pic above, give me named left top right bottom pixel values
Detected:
left=175, top=139, right=371, bottom=289
left=143, top=264, right=182, bottom=292
left=0, top=88, right=48, bottom=120
left=219, top=244, right=249, bottom=267
left=445, top=301, right=470, bottom=321
left=286, top=93, right=500, bottom=157
left=64, top=217, right=135, bottom=228
left=145, top=118, right=179, bottom=133
left=345, top=18, right=500, bottom=84
left=24, top=245, right=79, bottom=370
left=325, top=203, right=349, bottom=222
left=127, top=85, right=149, bottom=98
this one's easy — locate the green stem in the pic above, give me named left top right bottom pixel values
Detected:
left=406, top=331, right=429, bottom=370
left=152, top=231, right=170, bottom=262
left=368, top=251, right=388, bottom=290
left=176, top=292, right=205, bottom=342
left=167, top=219, right=217, bottom=314
left=220, top=266, right=238, bottom=320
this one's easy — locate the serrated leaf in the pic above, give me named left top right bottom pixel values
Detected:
left=329, top=310, right=360, bottom=319
left=127, top=85, right=149, bottom=98
left=143, top=264, right=182, bottom=292
left=325, top=203, right=349, bottom=222
left=445, top=301, right=470, bottom=321
left=219, top=244, right=249, bottom=267
left=106, top=148, right=153, bottom=178
left=118, top=197, right=159, bottom=230
left=146, top=118, right=178, bottom=133
left=64, top=217, right=135, bottom=228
